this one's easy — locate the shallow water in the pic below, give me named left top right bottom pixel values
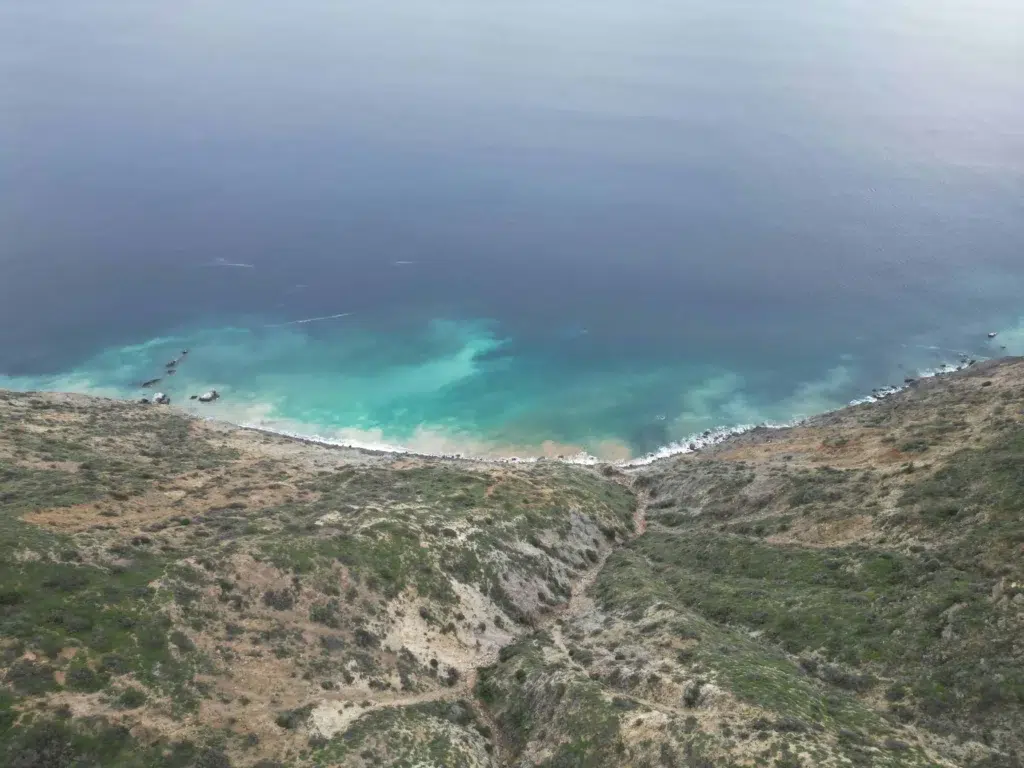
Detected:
left=2, top=0, right=1022, bottom=458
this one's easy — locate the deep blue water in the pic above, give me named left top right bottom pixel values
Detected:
left=2, top=0, right=1023, bottom=458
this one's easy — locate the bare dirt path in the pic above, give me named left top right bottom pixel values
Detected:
left=563, top=488, right=648, bottom=622
left=316, top=481, right=651, bottom=763
left=546, top=488, right=649, bottom=665
left=320, top=683, right=470, bottom=708
left=633, top=490, right=649, bottom=536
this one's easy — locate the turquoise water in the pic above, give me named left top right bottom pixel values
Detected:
left=1, top=0, right=1022, bottom=459
left=3, top=314, right=1022, bottom=461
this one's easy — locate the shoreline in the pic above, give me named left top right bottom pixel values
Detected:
left=2, top=355, right=1009, bottom=471
left=168, top=355, right=1009, bottom=469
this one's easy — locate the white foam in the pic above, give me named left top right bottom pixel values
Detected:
left=622, top=424, right=762, bottom=466
left=7, top=353, right=986, bottom=469
left=4, top=316, right=1014, bottom=470
left=264, top=312, right=353, bottom=328
left=199, top=411, right=587, bottom=465
left=904, top=343, right=971, bottom=357
left=117, top=347, right=993, bottom=468
left=620, top=354, right=990, bottom=467
left=203, top=258, right=255, bottom=268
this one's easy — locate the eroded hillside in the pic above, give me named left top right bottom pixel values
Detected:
left=1, top=360, right=1022, bottom=767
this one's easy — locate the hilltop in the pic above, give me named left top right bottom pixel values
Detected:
left=1, top=360, right=1022, bottom=767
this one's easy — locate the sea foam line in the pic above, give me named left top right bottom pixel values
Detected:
left=621, top=357, right=985, bottom=467
left=219, top=417, right=767, bottom=468
left=264, top=312, right=353, bottom=328
left=203, top=258, right=255, bottom=269
left=196, top=356, right=985, bottom=468
left=219, top=420, right=541, bottom=464
left=173, top=349, right=990, bottom=468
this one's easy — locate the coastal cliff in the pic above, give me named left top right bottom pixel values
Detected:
left=2, top=360, right=1022, bottom=767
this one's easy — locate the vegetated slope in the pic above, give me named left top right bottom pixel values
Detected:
left=476, top=361, right=1023, bottom=768
left=2, top=359, right=1023, bottom=767
left=0, top=390, right=634, bottom=767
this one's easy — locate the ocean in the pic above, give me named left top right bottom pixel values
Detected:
left=2, top=0, right=1022, bottom=460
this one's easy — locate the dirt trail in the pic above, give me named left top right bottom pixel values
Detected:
left=316, top=482, right=651, bottom=763
left=545, top=489, right=649, bottom=672
left=633, top=490, right=649, bottom=536
left=555, top=490, right=648, bottom=623
left=321, top=683, right=471, bottom=709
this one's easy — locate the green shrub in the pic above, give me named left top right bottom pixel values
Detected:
left=116, top=687, right=148, bottom=709
left=309, top=600, right=341, bottom=628
left=66, top=663, right=106, bottom=693
left=275, top=704, right=313, bottom=730
left=4, top=660, right=57, bottom=695
left=261, top=589, right=294, bottom=610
